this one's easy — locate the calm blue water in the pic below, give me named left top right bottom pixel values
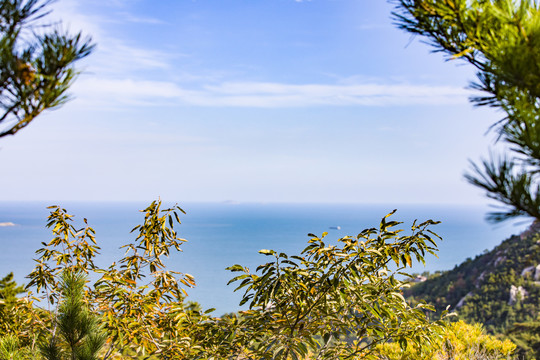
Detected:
left=0, top=201, right=529, bottom=315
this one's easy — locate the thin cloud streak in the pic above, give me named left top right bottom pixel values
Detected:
left=94, top=41, right=174, bottom=73
left=117, top=12, right=167, bottom=25
left=72, top=77, right=471, bottom=108
left=50, top=0, right=176, bottom=75
left=50, top=0, right=472, bottom=109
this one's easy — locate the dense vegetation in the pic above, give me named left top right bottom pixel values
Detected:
left=376, top=320, right=515, bottom=360
left=407, top=225, right=540, bottom=358
left=408, top=226, right=540, bottom=332
left=0, top=202, right=515, bottom=359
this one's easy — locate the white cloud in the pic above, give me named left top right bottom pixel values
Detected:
left=93, top=40, right=173, bottom=74
left=72, top=78, right=196, bottom=107
left=45, top=0, right=472, bottom=109
left=48, top=0, right=106, bottom=41
left=117, top=12, right=166, bottom=25
left=48, top=0, right=177, bottom=76
left=71, top=77, right=471, bottom=108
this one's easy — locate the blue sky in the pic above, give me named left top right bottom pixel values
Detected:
left=0, top=0, right=506, bottom=204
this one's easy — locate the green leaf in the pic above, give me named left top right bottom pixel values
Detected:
left=226, top=264, right=245, bottom=272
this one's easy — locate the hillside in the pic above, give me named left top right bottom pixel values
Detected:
left=407, top=222, right=540, bottom=334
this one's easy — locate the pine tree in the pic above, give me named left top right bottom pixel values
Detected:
left=40, top=271, right=106, bottom=360
left=0, top=272, right=26, bottom=336
left=393, top=0, right=540, bottom=223
left=0, top=0, right=94, bottom=138
left=0, top=334, right=30, bottom=360
left=506, top=321, right=540, bottom=360
left=0, top=272, right=25, bottom=305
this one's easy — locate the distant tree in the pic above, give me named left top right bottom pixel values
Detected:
left=506, top=320, right=540, bottom=360
left=0, top=272, right=24, bottom=304
left=376, top=320, right=516, bottom=360
left=393, top=0, right=540, bottom=223
left=0, top=272, right=25, bottom=335
left=0, top=272, right=50, bottom=355
left=0, top=0, right=94, bottom=138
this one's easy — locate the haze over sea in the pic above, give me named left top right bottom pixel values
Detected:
left=0, top=201, right=529, bottom=315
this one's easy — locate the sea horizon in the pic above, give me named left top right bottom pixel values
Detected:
left=0, top=201, right=530, bottom=314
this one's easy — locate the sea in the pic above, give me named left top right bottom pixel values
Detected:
left=0, top=201, right=530, bottom=315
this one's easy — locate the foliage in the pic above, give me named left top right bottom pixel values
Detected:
left=0, top=272, right=25, bottom=303
left=0, top=272, right=25, bottom=333
left=26, top=200, right=203, bottom=359
left=0, top=272, right=50, bottom=350
left=92, top=201, right=202, bottom=358
left=393, top=0, right=540, bottom=223
left=223, top=210, right=450, bottom=359
left=39, top=270, right=106, bottom=360
left=0, top=334, right=39, bottom=360
left=27, top=205, right=101, bottom=305
left=506, top=320, right=540, bottom=360
left=1, top=202, right=453, bottom=359
left=406, top=229, right=540, bottom=334
left=406, top=228, right=540, bottom=358
left=0, top=0, right=94, bottom=138
left=376, top=320, right=516, bottom=360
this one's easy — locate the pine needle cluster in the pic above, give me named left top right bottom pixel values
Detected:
left=394, top=0, right=540, bottom=223
left=39, top=271, right=106, bottom=360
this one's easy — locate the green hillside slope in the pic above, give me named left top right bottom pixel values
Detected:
left=407, top=223, right=540, bottom=335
